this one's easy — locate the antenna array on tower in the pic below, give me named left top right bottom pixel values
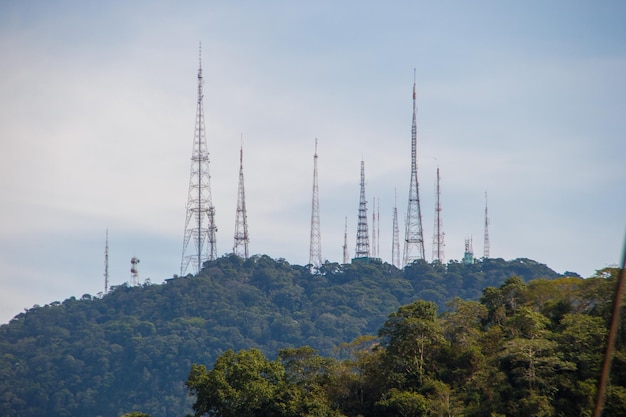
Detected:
left=355, top=161, right=370, bottom=258
left=309, top=139, right=322, bottom=268
left=233, top=142, right=249, bottom=259
left=403, top=70, right=426, bottom=266
left=180, top=45, right=218, bottom=276
left=130, top=256, right=140, bottom=286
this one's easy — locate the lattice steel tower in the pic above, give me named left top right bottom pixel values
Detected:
left=403, top=70, right=426, bottom=265
left=180, top=46, right=217, bottom=275
left=483, top=191, right=490, bottom=259
left=355, top=160, right=370, bottom=258
left=233, top=143, right=249, bottom=259
left=392, top=191, right=401, bottom=268
left=309, top=139, right=322, bottom=268
left=432, top=167, right=445, bottom=263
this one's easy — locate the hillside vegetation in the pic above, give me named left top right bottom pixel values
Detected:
left=186, top=269, right=626, bottom=417
left=0, top=255, right=572, bottom=416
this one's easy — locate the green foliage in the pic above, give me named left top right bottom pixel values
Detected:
left=0, top=254, right=572, bottom=416
left=186, top=347, right=343, bottom=417
left=183, top=266, right=626, bottom=417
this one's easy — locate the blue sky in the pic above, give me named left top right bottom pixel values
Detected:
left=1, top=1, right=625, bottom=323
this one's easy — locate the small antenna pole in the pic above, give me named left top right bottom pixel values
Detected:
left=104, top=229, right=109, bottom=294
left=483, top=191, right=490, bottom=259
left=342, top=217, right=349, bottom=264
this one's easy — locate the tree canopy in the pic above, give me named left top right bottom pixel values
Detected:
left=0, top=254, right=577, bottom=416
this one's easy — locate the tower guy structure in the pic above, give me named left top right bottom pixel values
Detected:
left=309, top=139, right=322, bottom=268
left=233, top=143, right=249, bottom=259
left=403, top=70, right=426, bottom=266
left=432, top=167, right=445, bottom=263
left=181, top=47, right=217, bottom=276
left=355, top=160, right=370, bottom=258
left=483, top=191, right=490, bottom=258
left=392, top=191, right=401, bottom=268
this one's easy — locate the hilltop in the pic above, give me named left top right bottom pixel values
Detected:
left=0, top=255, right=566, bottom=416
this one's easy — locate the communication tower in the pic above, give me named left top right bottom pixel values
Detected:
left=309, top=139, right=322, bottom=268
left=342, top=216, right=349, bottom=264
left=483, top=191, right=490, bottom=259
left=130, top=256, right=140, bottom=286
left=392, top=191, right=401, bottom=268
left=355, top=160, right=370, bottom=258
left=403, top=70, right=426, bottom=265
left=180, top=45, right=217, bottom=275
left=432, top=167, right=445, bottom=263
left=233, top=142, right=249, bottom=259
left=104, top=229, right=109, bottom=294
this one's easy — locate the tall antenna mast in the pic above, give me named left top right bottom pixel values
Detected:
left=309, top=139, right=322, bottom=268
left=355, top=160, right=370, bottom=258
left=432, top=167, right=445, bottom=263
left=371, top=198, right=377, bottom=258
left=403, top=69, right=426, bottom=265
left=342, top=216, right=349, bottom=264
left=104, top=229, right=109, bottom=294
left=181, top=43, right=218, bottom=275
left=392, top=190, right=401, bottom=268
left=483, top=191, right=490, bottom=259
left=233, top=140, right=249, bottom=259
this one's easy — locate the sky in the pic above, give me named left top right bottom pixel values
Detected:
left=1, top=1, right=625, bottom=324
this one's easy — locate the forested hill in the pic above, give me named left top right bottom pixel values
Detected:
left=0, top=255, right=563, bottom=417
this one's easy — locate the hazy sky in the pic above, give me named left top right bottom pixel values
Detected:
left=1, top=1, right=625, bottom=324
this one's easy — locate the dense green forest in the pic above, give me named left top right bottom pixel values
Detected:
left=0, top=254, right=590, bottom=416
left=185, top=270, right=626, bottom=417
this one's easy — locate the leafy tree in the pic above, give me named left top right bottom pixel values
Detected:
left=186, top=349, right=284, bottom=417
left=379, top=301, right=446, bottom=387
left=375, top=388, right=429, bottom=417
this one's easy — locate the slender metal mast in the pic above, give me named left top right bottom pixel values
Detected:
left=403, top=69, right=426, bottom=265
left=355, top=160, right=370, bottom=258
left=432, top=167, right=445, bottom=263
left=377, top=197, right=381, bottom=260
left=181, top=44, right=217, bottom=275
left=309, top=139, right=322, bottom=268
left=233, top=141, right=249, bottom=259
left=371, top=198, right=377, bottom=258
left=104, top=229, right=109, bottom=294
left=342, top=216, right=349, bottom=264
left=392, top=190, right=401, bottom=268
left=483, top=191, right=490, bottom=259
